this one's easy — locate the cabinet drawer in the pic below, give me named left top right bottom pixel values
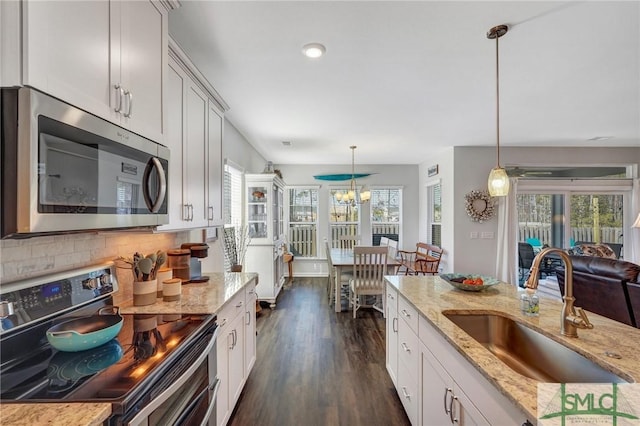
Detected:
left=398, top=317, right=420, bottom=372
left=398, top=296, right=419, bottom=334
left=398, top=362, right=419, bottom=425
left=386, top=284, right=398, bottom=314
left=245, top=282, right=257, bottom=303
left=217, top=292, right=245, bottom=328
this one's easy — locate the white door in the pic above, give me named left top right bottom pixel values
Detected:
left=207, top=101, right=224, bottom=226
left=184, top=82, right=209, bottom=228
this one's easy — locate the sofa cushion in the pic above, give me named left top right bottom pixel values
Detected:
left=568, top=255, right=640, bottom=282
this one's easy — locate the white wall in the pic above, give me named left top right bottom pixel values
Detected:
left=199, top=119, right=268, bottom=273
left=275, top=163, right=420, bottom=277
left=420, top=146, right=640, bottom=280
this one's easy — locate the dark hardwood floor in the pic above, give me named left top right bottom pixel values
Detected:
left=228, top=277, right=410, bottom=426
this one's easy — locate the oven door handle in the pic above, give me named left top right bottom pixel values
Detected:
left=127, top=326, right=219, bottom=426
left=173, top=377, right=221, bottom=426
left=142, top=157, right=167, bottom=213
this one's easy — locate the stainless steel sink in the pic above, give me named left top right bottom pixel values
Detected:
left=442, top=311, right=629, bottom=383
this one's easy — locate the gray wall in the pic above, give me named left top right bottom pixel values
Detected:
left=275, top=163, right=420, bottom=277
left=419, top=146, right=640, bottom=279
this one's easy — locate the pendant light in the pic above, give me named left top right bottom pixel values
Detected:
left=335, top=146, right=370, bottom=206
left=487, top=24, right=510, bottom=197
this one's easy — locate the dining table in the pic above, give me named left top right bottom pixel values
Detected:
left=329, top=248, right=400, bottom=312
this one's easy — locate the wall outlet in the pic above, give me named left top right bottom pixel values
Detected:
left=470, top=232, right=479, bottom=239
left=481, top=232, right=495, bottom=239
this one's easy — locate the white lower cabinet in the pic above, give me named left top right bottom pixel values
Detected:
left=385, top=283, right=530, bottom=426
left=385, top=286, right=399, bottom=387
left=216, top=283, right=257, bottom=426
left=421, top=340, right=488, bottom=425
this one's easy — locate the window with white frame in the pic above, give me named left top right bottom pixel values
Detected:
left=427, top=181, right=442, bottom=247
left=370, top=188, right=401, bottom=246
left=223, top=161, right=243, bottom=226
left=288, top=187, right=318, bottom=257
left=329, top=188, right=360, bottom=248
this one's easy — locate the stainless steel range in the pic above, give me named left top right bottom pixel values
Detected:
left=0, top=263, right=219, bottom=425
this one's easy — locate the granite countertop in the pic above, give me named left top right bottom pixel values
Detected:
left=118, top=272, right=258, bottom=314
left=3, top=272, right=258, bottom=426
left=385, top=275, right=640, bottom=420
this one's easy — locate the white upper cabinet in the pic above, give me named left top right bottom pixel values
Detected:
left=207, top=100, right=224, bottom=227
left=159, top=41, right=228, bottom=231
left=19, top=0, right=167, bottom=142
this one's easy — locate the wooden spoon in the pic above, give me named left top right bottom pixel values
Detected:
left=137, top=258, right=154, bottom=281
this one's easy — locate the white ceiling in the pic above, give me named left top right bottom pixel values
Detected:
left=168, top=1, right=639, bottom=165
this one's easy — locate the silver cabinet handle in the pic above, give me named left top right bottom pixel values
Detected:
left=114, top=84, right=124, bottom=112
left=124, top=90, right=133, bottom=117
left=183, top=204, right=190, bottom=221
left=233, top=329, right=238, bottom=348
left=401, top=342, right=411, bottom=353
left=190, top=204, right=194, bottom=221
left=450, top=395, right=458, bottom=424
left=392, top=317, right=398, bottom=333
left=401, top=309, right=411, bottom=318
left=443, top=387, right=452, bottom=414
left=401, top=386, right=410, bottom=400
left=208, top=206, right=214, bottom=221
left=246, top=310, right=251, bottom=326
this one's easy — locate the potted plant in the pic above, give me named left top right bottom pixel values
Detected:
left=223, top=225, right=251, bottom=272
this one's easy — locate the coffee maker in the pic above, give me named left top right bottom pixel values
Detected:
left=180, top=243, right=210, bottom=283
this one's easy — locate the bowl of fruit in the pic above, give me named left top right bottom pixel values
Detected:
left=439, top=273, right=501, bottom=292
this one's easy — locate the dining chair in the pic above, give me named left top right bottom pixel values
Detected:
left=325, top=239, right=352, bottom=305
left=349, top=246, right=387, bottom=318
left=387, top=239, right=399, bottom=260
left=338, top=235, right=360, bottom=249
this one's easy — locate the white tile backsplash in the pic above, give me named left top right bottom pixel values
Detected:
left=0, top=231, right=194, bottom=285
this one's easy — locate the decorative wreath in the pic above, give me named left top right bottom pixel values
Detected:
left=464, top=190, right=496, bottom=223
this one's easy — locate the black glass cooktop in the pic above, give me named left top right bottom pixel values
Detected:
left=0, top=312, right=210, bottom=402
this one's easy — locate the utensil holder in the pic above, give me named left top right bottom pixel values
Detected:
left=133, top=280, right=157, bottom=306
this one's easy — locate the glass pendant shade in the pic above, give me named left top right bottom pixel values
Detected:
left=488, top=167, right=510, bottom=196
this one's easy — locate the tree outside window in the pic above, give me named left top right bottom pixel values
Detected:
left=371, top=188, right=401, bottom=246
left=329, top=189, right=359, bottom=248
left=288, top=188, right=318, bottom=257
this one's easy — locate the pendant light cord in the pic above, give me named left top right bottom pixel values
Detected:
left=495, top=33, right=501, bottom=168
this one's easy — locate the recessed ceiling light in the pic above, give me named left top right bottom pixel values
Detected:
left=302, top=43, right=326, bottom=59
left=587, top=136, right=613, bottom=141
left=282, top=141, right=292, bottom=146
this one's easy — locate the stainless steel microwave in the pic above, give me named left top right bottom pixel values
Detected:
left=1, top=88, right=169, bottom=238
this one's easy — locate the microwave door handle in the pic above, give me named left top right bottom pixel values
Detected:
left=142, top=157, right=167, bottom=213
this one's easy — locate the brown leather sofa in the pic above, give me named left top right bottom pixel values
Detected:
left=556, top=256, right=640, bottom=328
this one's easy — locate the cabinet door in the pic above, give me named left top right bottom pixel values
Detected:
left=207, top=101, right=224, bottom=226
left=216, top=326, right=230, bottom=426
left=386, top=287, right=399, bottom=387
left=228, top=313, right=246, bottom=409
left=158, top=58, right=187, bottom=231
left=244, top=283, right=257, bottom=374
left=421, top=343, right=455, bottom=426
left=22, top=1, right=114, bottom=121
left=184, top=82, right=209, bottom=228
left=119, top=0, right=166, bottom=142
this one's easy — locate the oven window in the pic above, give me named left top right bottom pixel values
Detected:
left=147, top=362, right=208, bottom=425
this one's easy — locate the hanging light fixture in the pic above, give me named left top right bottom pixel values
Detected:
left=335, top=146, right=370, bottom=206
left=486, top=24, right=510, bottom=197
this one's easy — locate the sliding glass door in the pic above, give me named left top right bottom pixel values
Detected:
left=517, top=189, right=626, bottom=257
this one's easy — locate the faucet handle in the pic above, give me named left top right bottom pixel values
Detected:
left=575, top=307, right=594, bottom=329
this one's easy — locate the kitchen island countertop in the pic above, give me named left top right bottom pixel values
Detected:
left=2, top=272, right=257, bottom=426
left=386, top=274, right=640, bottom=421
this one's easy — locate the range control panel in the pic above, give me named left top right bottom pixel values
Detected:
left=0, top=263, right=117, bottom=334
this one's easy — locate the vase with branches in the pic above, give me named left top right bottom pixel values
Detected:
left=223, top=225, right=251, bottom=272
